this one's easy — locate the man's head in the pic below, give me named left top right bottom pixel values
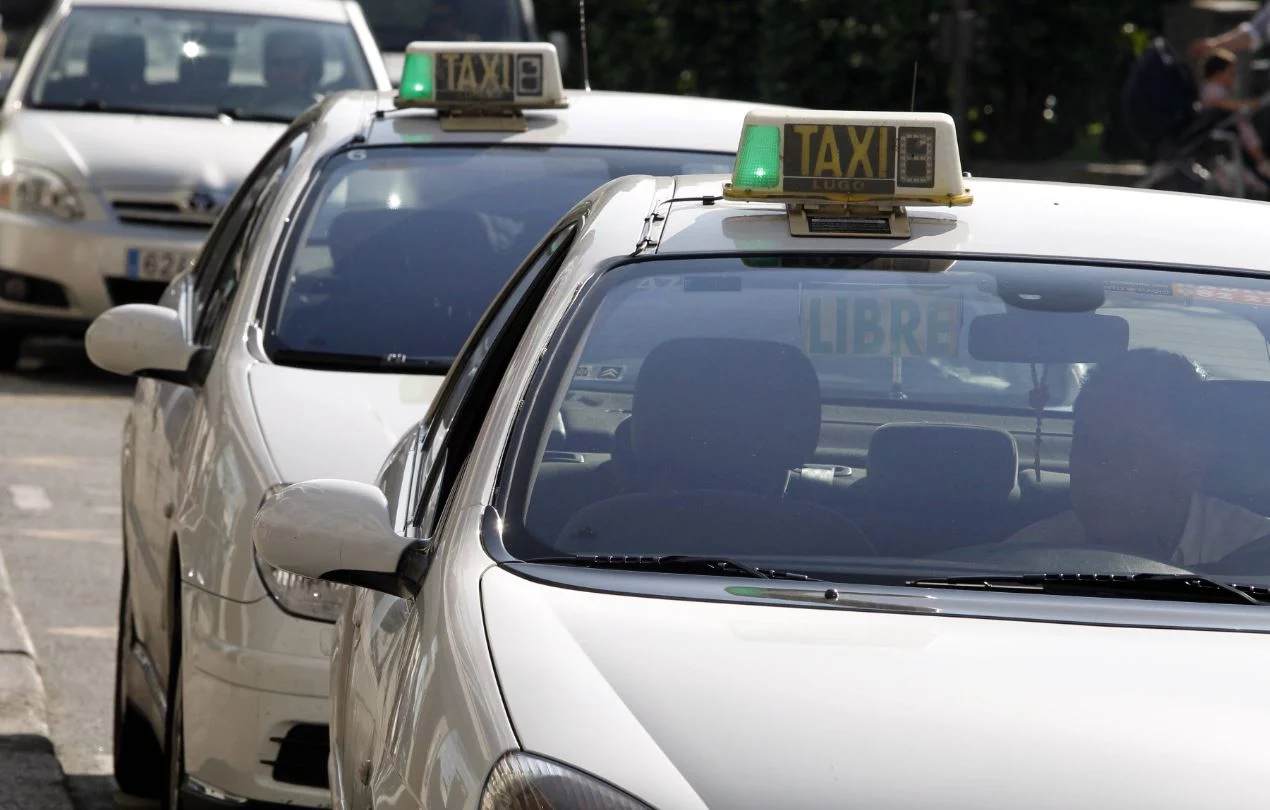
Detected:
left=263, top=29, right=324, bottom=97
left=1204, top=48, right=1238, bottom=87
left=1068, top=348, right=1209, bottom=554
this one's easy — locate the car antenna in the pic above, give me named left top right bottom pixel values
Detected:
left=578, top=0, right=592, bottom=91
left=909, top=61, right=918, bottom=111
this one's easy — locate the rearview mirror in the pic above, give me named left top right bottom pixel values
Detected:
left=85, top=304, right=204, bottom=385
left=968, top=312, right=1130, bottom=364
left=252, top=480, right=418, bottom=597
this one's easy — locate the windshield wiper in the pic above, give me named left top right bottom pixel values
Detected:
left=907, top=573, right=1265, bottom=605
left=524, top=554, right=822, bottom=582
left=271, top=348, right=452, bottom=374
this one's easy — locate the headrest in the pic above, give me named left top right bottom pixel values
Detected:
left=866, top=423, right=1019, bottom=501
left=87, top=34, right=147, bottom=86
left=327, top=208, right=492, bottom=273
left=628, top=337, right=821, bottom=492
left=180, top=54, right=231, bottom=86
left=264, top=29, right=325, bottom=79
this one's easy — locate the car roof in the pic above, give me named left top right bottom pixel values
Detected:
left=68, top=0, right=350, bottom=22
left=349, top=89, right=799, bottom=153
left=649, top=174, right=1270, bottom=274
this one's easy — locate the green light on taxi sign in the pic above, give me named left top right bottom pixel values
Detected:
left=398, top=52, right=435, bottom=103
left=731, top=124, right=781, bottom=190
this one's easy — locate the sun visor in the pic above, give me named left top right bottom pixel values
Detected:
left=968, top=312, right=1129, bottom=364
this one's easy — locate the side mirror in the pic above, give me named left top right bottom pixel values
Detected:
left=85, top=304, right=205, bottom=385
left=548, top=31, right=571, bottom=72
left=252, top=479, right=418, bottom=597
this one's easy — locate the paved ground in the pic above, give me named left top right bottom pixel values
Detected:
left=0, top=338, right=137, bottom=810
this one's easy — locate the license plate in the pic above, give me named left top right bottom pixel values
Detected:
left=127, top=248, right=194, bottom=282
left=782, top=123, right=938, bottom=195
left=802, top=289, right=964, bottom=358
left=435, top=51, right=543, bottom=102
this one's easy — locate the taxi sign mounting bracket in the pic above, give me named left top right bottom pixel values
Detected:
left=437, top=108, right=528, bottom=132
left=787, top=203, right=911, bottom=239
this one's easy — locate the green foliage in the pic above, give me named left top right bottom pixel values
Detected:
left=537, top=0, right=1169, bottom=161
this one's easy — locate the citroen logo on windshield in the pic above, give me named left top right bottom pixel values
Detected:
left=188, top=191, right=220, bottom=215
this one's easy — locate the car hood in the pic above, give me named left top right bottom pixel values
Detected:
left=247, top=362, right=443, bottom=485
left=6, top=110, right=285, bottom=192
left=482, top=567, right=1270, bottom=810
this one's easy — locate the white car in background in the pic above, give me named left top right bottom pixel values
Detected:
left=0, top=0, right=388, bottom=368
left=85, top=42, right=785, bottom=810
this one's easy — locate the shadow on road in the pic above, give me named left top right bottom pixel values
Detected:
left=64, top=774, right=132, bottom=810
left=0, top=338, right=135, bottom=399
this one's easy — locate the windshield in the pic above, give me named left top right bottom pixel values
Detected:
left=506, top=256, right=1270, bottom=593
left=358, top=0, right=531, bottom=51
left=26, top=8, right=375, bottom=122
left=263, top=146, right=734, bottom=367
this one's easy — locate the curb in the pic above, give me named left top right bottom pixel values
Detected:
left=0, top=549, right=75, bottom=810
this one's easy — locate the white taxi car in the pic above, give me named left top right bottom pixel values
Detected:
left=257, top=108, right=1270, bottom=810
left=0, top=0, right=389, bottom=367
left=85, top=42, right=785, bottom=810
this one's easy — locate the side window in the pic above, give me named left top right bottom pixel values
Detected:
left=191, top=125, right=310, bottom=346
left=409, top=224, right=579, bottom=539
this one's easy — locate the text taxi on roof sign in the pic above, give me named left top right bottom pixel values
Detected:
left=724, top=109, right=972, bottom=238
left=393, top=41, right=568, bottom=130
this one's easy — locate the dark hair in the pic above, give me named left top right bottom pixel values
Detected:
left=1204, top=50, right=1236, bottom=79
left=1075, top=348, right=1207, bottom=431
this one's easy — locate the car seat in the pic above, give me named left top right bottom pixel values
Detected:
left=556, top=337, right=873, bottom=557
left=839, top=422, right=1025, bottom=558
left=280, top=207, right=504, bottom=358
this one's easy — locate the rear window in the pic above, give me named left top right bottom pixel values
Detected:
left=505, top=256, right=1270, bottom=594
left=262, top=146, right=733, bottom=368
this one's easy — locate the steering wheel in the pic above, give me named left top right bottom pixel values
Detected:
left=923, top=543, right=1194, bottom=575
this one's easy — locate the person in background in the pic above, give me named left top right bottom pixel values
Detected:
left=1199, top=48, right=1270, bottom=182
left=1190, top=2, right=1270, bottom=57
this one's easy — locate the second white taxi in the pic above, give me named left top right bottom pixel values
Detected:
left=258, top=107, right=1270, bottom=809
left=86, top=42, right=781, bottom=810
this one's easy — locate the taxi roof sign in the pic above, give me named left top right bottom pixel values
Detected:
left=722, top=110, right=972, bottom=210
left=396, top=41, right=568, bottom=118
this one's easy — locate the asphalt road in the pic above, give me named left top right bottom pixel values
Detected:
left=0, top=338, right=138, bottom=810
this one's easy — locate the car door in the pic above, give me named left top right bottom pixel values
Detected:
left=336, top=223, right=580, bottom=810
left=128, top=120, right=313, bottom=673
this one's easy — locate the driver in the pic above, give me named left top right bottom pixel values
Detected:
left=1004, top=348, right=1270, bottom=566
left=257, top=29, right=325, bottom=109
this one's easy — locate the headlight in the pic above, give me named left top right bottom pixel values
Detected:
left=255, top=553, right=350, bottom=623
left=480, top=752, right=654, bottom=810
left=0, top=161, right=85, bottom=221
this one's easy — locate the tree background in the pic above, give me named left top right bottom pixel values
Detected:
left=536, top=0, right=1172, bottom=162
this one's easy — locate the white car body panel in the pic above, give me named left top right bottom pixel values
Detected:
left=657, top=174, right=1270, bottom=270
left=1, top=111, right=285, bottom=193
left=482, top=565, right=1270, bottom=808
left=248, top=364, right=443, bottom=485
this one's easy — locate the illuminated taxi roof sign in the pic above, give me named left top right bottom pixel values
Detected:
left=396, top=41, right=567, bottom=129
left=723, top=110, right=972, bottom=237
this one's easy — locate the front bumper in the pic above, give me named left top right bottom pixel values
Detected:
left=0, top=210, right=204, bottom=331
left=184, top=586, right=336, bottom=808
